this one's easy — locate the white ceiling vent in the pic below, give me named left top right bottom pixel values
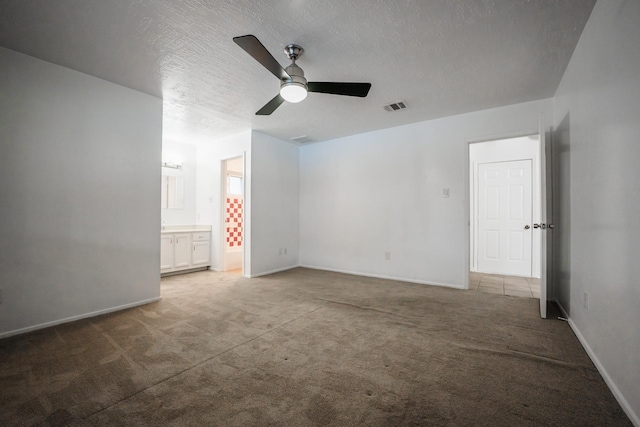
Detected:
left=383, top=100, right=408, bottom=112
left=290, top=135, right=315, bottom=144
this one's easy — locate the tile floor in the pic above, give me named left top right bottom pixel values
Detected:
left=469, top=272, right=540, bottom=299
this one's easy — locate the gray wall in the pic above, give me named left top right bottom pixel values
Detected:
left=299, top=99, right=552, bottom=288
left=250, top=131, right=300, bottom=276
left=0, top=47, right=163, bottom=337
left=194, top=130, right=299, bottom=278
left=553, top=0, right=640, bottom=422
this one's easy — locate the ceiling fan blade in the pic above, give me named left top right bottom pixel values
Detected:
left=307, top=82, right=372, bottom=97
left=233, top=35, right=290, bottom=81
left=256, top=94, right=285, bottom=115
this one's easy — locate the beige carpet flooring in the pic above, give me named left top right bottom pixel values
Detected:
left=0, top=268, right=631, bottom=426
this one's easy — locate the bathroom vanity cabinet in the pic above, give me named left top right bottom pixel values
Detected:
left=161, top=228, right=211, bottom=275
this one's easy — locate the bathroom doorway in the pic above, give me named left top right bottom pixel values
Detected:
left=222, top=156, right=244, bottom=274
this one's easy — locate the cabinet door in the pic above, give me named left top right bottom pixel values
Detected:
left=174, top=234, right=191, bottom=269
left=192, top=241, right=211, bottom=266
left=160, top=235, right=174, bottom=271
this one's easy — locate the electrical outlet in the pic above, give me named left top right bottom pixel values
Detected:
left=385, top=252, right=391, bottom=260
left=284, top=248, right=287, bottom=255
left=583, top=291, right=589, bottom=310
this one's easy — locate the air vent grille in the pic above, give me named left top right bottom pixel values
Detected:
left=383, top=100, right=408, bottom=112
left=290, top=135, right=315, bottom=144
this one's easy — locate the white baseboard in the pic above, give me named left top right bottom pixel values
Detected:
left=0, top=296, right=162, bottom=340
left=249, top=264, right=301, bottom=278
left=299, top=264, right=464, bottom=290
left=554, top=300, right=639, bottom=427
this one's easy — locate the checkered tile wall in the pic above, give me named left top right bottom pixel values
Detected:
left=226, top=197, right=243, bottom=248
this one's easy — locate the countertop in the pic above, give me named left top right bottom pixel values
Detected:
left=161, top=225, right=212, bottom=234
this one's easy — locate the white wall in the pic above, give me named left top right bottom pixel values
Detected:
left=196, top=131, right=251, bottom=274
left=300, top=99, right=553, bottom=288
left=250, top=131, right=300, bottom=276
left=553, top=0, right=640, bottom=423
left=161, top=140, right=197, bottom=225
left=0, top=47, right=162, bottom=337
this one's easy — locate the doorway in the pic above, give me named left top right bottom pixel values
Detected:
left=222, top=156, right=244, bottom=274
left=469, top=134, right=542, bottom=283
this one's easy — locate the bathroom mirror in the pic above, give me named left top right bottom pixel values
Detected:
left=161, top=175, right=184, bottom=209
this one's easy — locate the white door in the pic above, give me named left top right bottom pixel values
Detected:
left=477, top=160, right=533, bottom=276
left=538, top=121, right=549, bottom=319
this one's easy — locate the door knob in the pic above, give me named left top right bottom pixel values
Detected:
left=533, top=224, right=540, bottom=229
left=548, top=223, right=555, bottom=229
left=524, top=225, right=530, bottom=229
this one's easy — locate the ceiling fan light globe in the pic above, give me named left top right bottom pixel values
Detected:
left=280, top=82, right=307, bottom=103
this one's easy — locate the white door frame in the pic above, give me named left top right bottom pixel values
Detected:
left=469, top=134, right=542, bottom=277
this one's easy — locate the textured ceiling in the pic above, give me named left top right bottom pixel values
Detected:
left=0, top=0, right=596, bottom=144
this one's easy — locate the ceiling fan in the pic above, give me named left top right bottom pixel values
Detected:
left=233, top=35, right=372, bottom=115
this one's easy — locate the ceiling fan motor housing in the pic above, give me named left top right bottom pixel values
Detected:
left=282, top=63, right=307, bottom=89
